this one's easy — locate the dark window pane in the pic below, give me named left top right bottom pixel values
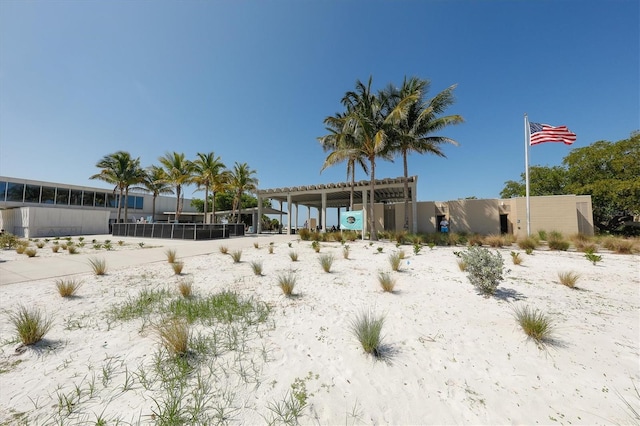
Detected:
left=95, top=192, right=106, bottom=207
left=41, top=186, right=56, bottom=204
left=82, top=191, right=95, bottom=207
left=127, top=195, right=135, bottom=209
left=6, top=183, right=24, bottom=202
left=56, top=188, right=69, bottom=205
left=24, top=184, right=41, bottom=203
left=0, top=181, right=6, bottom=201
left=70, top=190, right=82, bottom=206
left=135, top=196, right=143, bottom=209
left=107, top=193, right=118, bottom=208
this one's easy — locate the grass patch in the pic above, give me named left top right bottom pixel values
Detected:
left=250, top=260, right=263, bottom=276
left=55, top=279, right=82, bottom=297
left=219, top=245, right=228, bottom=254
left=88, top=257, right=107, bottom=275
left=165, top=249, right=178, bottom=263
left=350, top=310, right=385, bottom=358
left=167, top=291, right=270, bottom=324
left=109, top=287, right=173, bottom=321
left=289, top=251, right=299, bottom=262
left=277, top=271, right=296, bottom=297
left=342, top=245, right=350, bottom=259
left=318, top=254, right=334, bottom=273
left=378, top=272, right=396, bottom=293
left=67, top=245, right=79, bottom=254
left=230, top=250, right=242, bottom=263
left=177, top=279, right=193, bottom=298
left=388, top=252, right=402, bottom=272
left=51, top=245, right=61, bottom=253
left=557, top=271, right=580, bottom=288
left=155, top=317, right=190, bottom=356
left=171, top=261, right=184, bottom=275
left=512, top=305, right=555, bottom=345
left=8, top=305, right=54, bottom=345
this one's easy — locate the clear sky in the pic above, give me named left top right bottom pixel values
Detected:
left=1, top=1, right=638, bottom=210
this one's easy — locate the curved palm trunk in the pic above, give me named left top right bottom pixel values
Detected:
left=368, top=157, right=377, bottom=241
left=203, top=187, right=209, bottom=224
left=403, top=150, right=409, bottom=230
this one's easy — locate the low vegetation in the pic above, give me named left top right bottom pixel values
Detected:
left=277, top=271, right=296, bottom=296
left=8, top=305, right=54, bottom=345
left=378, top=272, right=396, bottom=293
left=557, top=271, right=580, bottom=288
left=318, top=254, right=334, bottom=273
left=512, top=305, right=555, bottom=346
left=88, top=257, right=107, bottom=275
left=250, top=260, right=263, bottom=276
left=350, top=310, right=385, bottom=358
left=230, top=250, right=242, bottom=263
left=388, top=252, right=402, bottom=272
left=165, top=248, right=177, bottom=263
left=458, top=246, right=505, bottom=296
left=55, top=278, right=82, bottom=297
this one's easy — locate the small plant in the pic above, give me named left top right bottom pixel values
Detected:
left=8, top=305, right=54, bottom=345
left=177, top=279, right=192, bottom=298
left=558, top=271, right=580, bottom=288
left=350, top=310, right=385, bottom=358
left=93, top=242, right=103, bottom=250
left=118, top=240, right=125, bottom=246
left=36, top=241, right=45, bottom=249
left=510, top=251, right=523, bottom=265
left=548, top=237, right=570, bottom=251
left=376, top=246, right=383, bottom=254
left=518, top=236, right=538, bottom=252
left=67, top=245, right=79, bottom=254
left=56, top=279, right=82, bottom=297
left=51, top=245, right=60, bottom=253
left=156, top=317, right=189, bottom=356
left=413, top=243, right=422, bottom=255
left=0, top=232, right=19, bottom=249
left=378, top=272, right=396, bottom=293
left=459, top=246, right=505, bottom=296
left=457, top=259, right=467, bottom=271
left=342, top=245, right=350, bottom=259
left=484, top=234, right=505, bottom=248
left=138, top=242, right=145, bottom=248
left=512, top=305, right=555, bottom=346
left=230, top=250, right=242, bottom=263
left=318, top=254, right=334, bottom=273
left=288, top=242, right=292, bottom=248
left=165, top=249, right=177, bottom=263
left=88, top=257, right=107, bottom=275
left=311, top=241, right=320, bottom=253
left=219, top=245, right=229, bottom=254
left=289, top=251, right=299, bottom=262
left=103, top=242, right=113, bottom=251
left=277, top=271, right=296, bottom=296
left=388, top=252, right=402, bottom=272
left=268, top=245, right=274, bottom=254
left=525, top=247, right=533, bottom=255
left=585, top=251, right=602, bottom=265
left=398, top=249, right=405, bottom=259
left=24, top=247, right=37, bottom=257
left=250, top=260, right=264, bottom=276
left=171, top=261, right=184, bottom=275
left=253, top=242, right=260, bottom=249
left=537, top=230, right=547, bottom=241
left=15, top=243, right=27, bottom=254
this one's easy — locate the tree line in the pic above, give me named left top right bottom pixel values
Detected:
left=501, top=131, right=640, bottom=235
left=90, top=151, right=258, bottom=224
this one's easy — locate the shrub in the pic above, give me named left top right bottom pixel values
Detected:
left=156, top=317, right=189, bottom=356
left=512, top=305, right=555, bottom=345
left=413, top=243, right=422, bottom=255
left=103, top=242, right=113, bottom=251
left=510, top=251, right=523, bottom=265
left=118, top=240, right=124, bottom=246
left=394, top=231, right=407, bottom=244
left=299, top=228, right=311, bottom=241
left=459, top=246, right=505, bottom=296
left=56, top=279, right=82, bottom=297
left=253, top=242, right=260, bottom=249
left=376, top=246, right=383, bottom=254
left=378, top=272, right=396, bottom=293
left=517, top=236, right=538, bottom=252
left=51, top=245, right=61, bottom=253
left=388, top=252, right=402, bottom=272
left=165, top=248, right=177, bottom=263
left=36, top=241, right=45, bottom=249
left=289, top=251, right=299, bottom=262
left=318, top=254, right=334, bottom=273
left=171, top=261, right=184, bottom=275
left=15, top=244, right=27, bottom=254
left=277, top=271, right=296, bottom=296
left=484, top=234, right=505, bottom=248
left=350, top=310, right=385, bottom=358
left=219, top=245, right=229, bottom=254
left=311, top=241, right=320, bottom=253
left=557, top=271, right=580, bottom=288
left=250, top=260, right=263, bottom=276
left=24, top=247, right=37, bottom=257
left=457, top=259, right=467, bottom=271
left=88, top=257, right=107, bottom=275
left=67, top=245, right=79, bottom=254
left=230, top=250, right=242, bottom=263
left=467, top=234, right=484, bottom=247
left=8, top=305, right=54, bottom=345
left=93, top=243, right=102, bottom=250
left=0, top=232, right=19, bottom=249
left=612, top=239, right=636, bottom=254
left=177, top=279, right=193, bottom=298
left=574, top=240, right=598, bottom=253
left=537, top=230, right=547, bottom=241
left=547, top=236, right=570, bottom=251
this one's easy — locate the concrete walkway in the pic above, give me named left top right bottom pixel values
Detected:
left=0, top=234, right=297, bottom=286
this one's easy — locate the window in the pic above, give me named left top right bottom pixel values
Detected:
left=0, top=181, right=6, bottom=201
left=56, top=188, right=69, bottom=205
left=135, top=196, right=144, bottom=210
left=70, top=190, right=82, bottom=206
left=41, top=186, right=56, bottom=204
left=95, top=192, right=106, bottom=207
left=82, top=191, right=95, bottom=207
left=24, top=184, right=41, bottom=203
left=6, top=182, right=24, bottom=202
left=107, top=194, right=119, bottom=208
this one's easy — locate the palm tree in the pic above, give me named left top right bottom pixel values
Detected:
left=158, top=152, right=194, bottom=222
left=138, top=165, right=173, bottom=222
left=90, top=151, right=143, bottom=223
left=386, top=77, right=464, bottom=230
left=193, top=152, right=227, bottom=224
left=229, top=162, right=259, bottom=223
left=318, top=112, right=369, bottom=211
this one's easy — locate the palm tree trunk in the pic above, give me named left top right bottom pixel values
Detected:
left=403, top=150, right=409, bottom=231
left=152, top=195, right=157, bottom=222
left=369, top=157, right=377, bottom=241
left=349, top=161, right=354, bottom=211
left=212, top=191, right=216, bottom=224
left=203, top=187, right=209, bottom=224
left=117, top=187, right=124, bottom=223
left=175, top=186, right=181, bottom=222
left=124, top=187, right=130, bottom=224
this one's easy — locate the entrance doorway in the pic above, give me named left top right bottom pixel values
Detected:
left=500, top=214, right=509, bottom=234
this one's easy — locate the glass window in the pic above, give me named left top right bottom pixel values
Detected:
left=24, top=184, right=41, bottom=203
left=41, top=186, right=56, bottom=204
left=82, top=191, right=95, bottom=207
left=95, top=192, right=106, bottom=208
left=70, top=190, right=82, bottom=206
left=135, top=196, right=143, bottom=209
left=127, top=195, right=135, bottom=209
left=107, top=193, right=119, bottom=208
left=56, top=188, right=69, bottom=205
left=0, top=181, right=6, bottom=201
left=6, top=182, right=24, bottom=202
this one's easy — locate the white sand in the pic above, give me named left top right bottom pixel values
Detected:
left=1, top=237, right=638, bottom=425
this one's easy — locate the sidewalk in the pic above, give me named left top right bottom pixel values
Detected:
left=0, top=234, right=296, bottom=286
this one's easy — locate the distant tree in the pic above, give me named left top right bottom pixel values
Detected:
left=192, top=152, right=226, bottom=224
left=229, top=162, right=259, bottom=223
left=159, top=152, right=194, bottom=222
left=500, top=166, right=568, bottom=198
left=138, top=166, right=173, bottom=222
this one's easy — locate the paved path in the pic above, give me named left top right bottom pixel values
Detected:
left=0, top=234, right=296, bottom=286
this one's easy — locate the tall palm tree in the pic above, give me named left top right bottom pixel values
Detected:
left=193, top=152, right=227, bottom=224
left=138, top=165, right=173, bottom=222
left=158, top=152, right=194, bottom=222
left=386, top=77, right=464, bottom=229
left=318, top=112, right=369, bottom=211
left=90, top=151, right=143, bottom=223
left=229, top=162, right=258, bottom=223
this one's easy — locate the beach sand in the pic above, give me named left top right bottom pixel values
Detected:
left=0, top=235, right=638, bottom=425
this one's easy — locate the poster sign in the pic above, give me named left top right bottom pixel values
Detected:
left=340, top=210, right=363, bottom=231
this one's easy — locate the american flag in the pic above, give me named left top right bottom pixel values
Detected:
left=529, top=122, right=577, bottom=146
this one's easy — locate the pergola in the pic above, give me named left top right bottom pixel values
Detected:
left=256, top=176, right=418, bottom=233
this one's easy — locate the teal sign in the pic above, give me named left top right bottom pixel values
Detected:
left=340, top=210, right=363, bottom=231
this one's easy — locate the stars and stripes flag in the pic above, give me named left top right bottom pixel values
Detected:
left=529, top=122, right=577, bottom=146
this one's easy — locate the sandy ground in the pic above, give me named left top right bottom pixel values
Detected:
left=0, top=236, right=638, bottom=425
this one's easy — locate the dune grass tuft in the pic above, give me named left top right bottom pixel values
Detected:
left=55, top=279, right=82, bottom=297
left=230, top=250, right=243, bottom=263
left=378, top=272, right=396, bottom=293
left=24, top=247, right=37, bottom=257
left=350, top=310, right=385, bottom=358
left=510, top=251, right=523, bottom=265
left=277, top=271, right=296, bottom=296
left=557, top=271, right=580, bottom=288
left=250, top=260, right=264, bottom=276
left=165, top=248, right=177, bottom=263
left=388, top=252, right=402, bottom=272
left=171, top=261, right=184, bottom=275
left=318, top=253, right=334, bottom=273
left=156, top=317, right=190, bottom=356
left=342, top=245, right=350, bottom=259
left=289, top=251, right=299, bottom=262
left=219, top=245, right=229, bottom=254
left=8, top=305, right=54, bottom=345
left=512, top=305, right=555, bottom=345
left=177, top=279, right=193, bottom=298
left=88, top=257, right=107, bottom=275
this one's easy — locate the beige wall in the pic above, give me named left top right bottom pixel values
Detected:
left=508, top=195, right=594, bottom=238
left=0, top=207, right=109, bottom=238
left=447, top=199, right=501, bottom=235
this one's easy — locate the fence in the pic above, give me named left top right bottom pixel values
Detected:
left=111, top=223, right=244, bottom=240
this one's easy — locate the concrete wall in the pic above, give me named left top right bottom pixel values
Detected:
left=448, top=199, right=501, bottom=235
left=0, top=207, right=109, bottom=238
left=509, top=195, right=593, bottom=238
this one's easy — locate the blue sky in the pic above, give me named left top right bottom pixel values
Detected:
left=1, top=1, right=638, bottom=209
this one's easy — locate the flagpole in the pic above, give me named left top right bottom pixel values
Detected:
left=524, top=113, right=531, bottom=236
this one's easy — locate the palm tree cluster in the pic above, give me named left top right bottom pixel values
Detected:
left=90, top=151, right=257, bottom=224
left=318, top=76, right=463, bottom=240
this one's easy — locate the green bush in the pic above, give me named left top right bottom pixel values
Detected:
left=0, top=232, right=19, bottom=249
left=459, top=246, right=505, bottom=296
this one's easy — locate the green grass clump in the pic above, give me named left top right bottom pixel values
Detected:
left=55, top=279, right=82, bottom=297
left=156, top=317, right=190, bottom=356
left=547, top=236, right=570, bottom=251
left=311, top=241, right=320, bottom=253
left=8, top=305, right=54, bottom=345
left=350, top=310, right=385, bottom=358
left=165, top=248, right=177, bottom=263
left=230, top=250, right=242, bottom=263
left=318, top=254, right=334, bottom=273
left=388, top=252, right=402, bottom=272
left=585, top=251, right=603, bottom=265
left=517, top=236, right=538, bottom=252
left=378, top=272, right=396, bottom=293
left=168, top=291, right=269, bottom=324
left=277, top=272, right=296, bottom=297
left=557, top=271, right=580, bottom=288
left=88, top=257, right=107, bottom=275
left=250, top=260, right=264, bottom=276
left=512, top=305, right=555, bottom=345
